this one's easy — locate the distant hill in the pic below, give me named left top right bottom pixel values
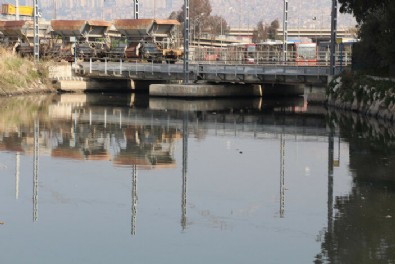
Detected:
left=31, top=0, right=355, bottom=29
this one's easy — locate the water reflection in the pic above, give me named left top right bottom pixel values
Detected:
left=0, top=93, right=394, bottom=263
left=315, top=110, right=395, bottom=264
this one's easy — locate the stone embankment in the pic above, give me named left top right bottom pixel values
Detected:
left=327, top=74, right=395, bottom=122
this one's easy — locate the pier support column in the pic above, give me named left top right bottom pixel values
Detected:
left=149, top=83, right=263, bottom=97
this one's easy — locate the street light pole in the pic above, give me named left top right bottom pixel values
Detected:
left=33, top=0, right=39, bottom=62
left=183, top=0, right=190, bottom=84
left=134, top=0, right=139, bottom=19
left=283, top=0, right=288, bottom=63
left=330, top=0, right=337, bottom=76
left=15, top=0, right=19, bottom=20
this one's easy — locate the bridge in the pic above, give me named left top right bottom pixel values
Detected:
left=76, top=60, right=338, bottom=85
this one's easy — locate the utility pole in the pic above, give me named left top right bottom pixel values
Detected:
left=134, top=0, right=139, bottom=19
left=330, top=0, right=337, bottom=76
left=183, top=0, right=190, bottom=84
left=15, top=0, right=19, bottom=20
left=33, top=0, right=39, bottom=61
left=53, top=0, right=57, bottom=19
left=283, top=0, right=288, bottom=63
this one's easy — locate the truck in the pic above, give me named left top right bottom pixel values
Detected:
left=112, top=19, right=183, bottom=63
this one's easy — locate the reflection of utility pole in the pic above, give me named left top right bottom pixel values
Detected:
left=15, top=152, right=20, bottom=199
left=181, top=112, right=188, bottom=230
left=131, top=164, right=137, bottom=236
left=327, top=129, right=334, bottom=236
left=33, top=119, right=39, bottom=222
left=280, top=133, right=285, bottom=218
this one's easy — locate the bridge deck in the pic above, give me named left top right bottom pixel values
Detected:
left=77, top=60, right=339, bottom=85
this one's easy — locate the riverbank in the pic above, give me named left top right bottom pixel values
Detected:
left=0, top=48, right=55, bottom=96
left=327, top=72, right=395, bottom=122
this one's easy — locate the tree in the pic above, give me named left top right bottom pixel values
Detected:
left=338, top=0, right=386, bottom=24
left=176, top=0, right=212, bottom=23
left=252, top=20, right=268, bottom=43
left=339, top=0, right=395, bottom=74
left=170, top=0, right=229, bottom=39
left=168, top=11, right=179, bottom=20
left=206, top=16, right=228, bottom=37
left=268, top=19, right=280, bottom=40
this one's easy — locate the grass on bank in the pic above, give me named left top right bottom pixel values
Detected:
left=0, top=47, right=51, bottom=93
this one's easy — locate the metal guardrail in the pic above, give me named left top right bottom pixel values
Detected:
left=79, top=59, right=337, bottom=83
left=76, top=50, right=347, bottom=83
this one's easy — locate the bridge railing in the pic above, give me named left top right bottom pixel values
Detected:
left=187, top=49, right=352, bottom=67
left=83, top=57, right=337, bottom=79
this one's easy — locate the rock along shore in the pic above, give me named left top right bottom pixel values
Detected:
left=327, top=74, right=395, bottom=122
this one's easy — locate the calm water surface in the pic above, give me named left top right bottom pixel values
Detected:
left=0, top=93, right=394, bottom=264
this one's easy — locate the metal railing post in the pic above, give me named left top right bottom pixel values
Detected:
left=90, top=58, right=92, bottom=74
left=104, top=58, right=108, bottom=75
left=120, top=58, right=123, bottom=75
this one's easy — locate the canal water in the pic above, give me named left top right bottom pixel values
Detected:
left=0, top=93, right=394, bottom=264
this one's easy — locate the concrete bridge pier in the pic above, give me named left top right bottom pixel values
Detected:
left=53, top=78, right=134, bottom=93
left=261, top=84, right=305, bottom=97
left=149, top=83, right=305, bottom=98
left=149, top=83, right=263, bottom=98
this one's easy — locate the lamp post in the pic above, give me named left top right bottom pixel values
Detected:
left=192, top=13, right=204, bottom=60
left=283, top=0, right=288, bottom=64
left=330, top=0, right=337, bottom=76
left=15, top=0, right=19, bottom=20
left=33, top=0, right=39, bottom=61
left=183, top=0, right=190, bottom=84
left=313, top=16, right=317, bottom=43
left=134, top=0, right=139, bottom=19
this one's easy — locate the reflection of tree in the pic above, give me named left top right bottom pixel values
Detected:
left=315, top=111, right=395, bottom=263
left=316, top=184, right=395, bottom=263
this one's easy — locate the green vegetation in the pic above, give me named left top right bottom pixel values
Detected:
left=169, top=0, right=229, bottom=37
left=252, top=19, right=280, bottom=43
left=339, top=0, right=395, bottom=75
left=0, top=48, right=52, bottom=95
